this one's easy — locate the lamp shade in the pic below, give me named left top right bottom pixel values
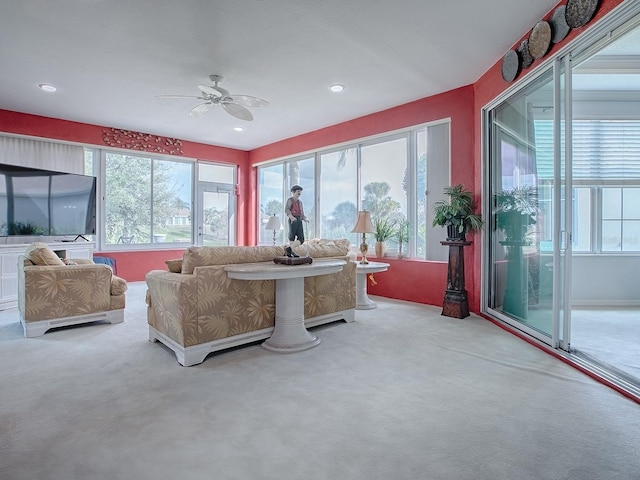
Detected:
left=265, top=215, right=282, bottom=231
left=351, top=210, right=375, bottom=233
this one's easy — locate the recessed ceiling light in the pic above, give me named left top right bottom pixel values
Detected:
left=233, top=127, right=244, bottom=132
left=38, top=83, right=57, bottom=92
left=330, top=84, right=345, bottom=93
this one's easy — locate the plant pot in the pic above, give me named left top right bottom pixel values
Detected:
left=375, top=241, right=387, bottom=258
left=446, top=225, right=466, bottom=241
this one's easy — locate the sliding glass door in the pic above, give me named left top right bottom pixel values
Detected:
left=484, top=5, right=640, bottom=397
left=485, top=59, right=571, bottom=347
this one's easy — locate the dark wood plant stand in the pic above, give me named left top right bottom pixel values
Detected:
left=441, top=239, right=471, bottom=318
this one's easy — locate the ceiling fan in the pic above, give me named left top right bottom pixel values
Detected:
left=156, top=74, right=269, bottom=121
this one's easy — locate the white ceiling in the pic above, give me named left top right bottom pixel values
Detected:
left=0, top=0, right=564, bottom=150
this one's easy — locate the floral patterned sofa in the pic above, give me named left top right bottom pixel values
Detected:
left=145, top=240, right=356, bottom=366
left=18, top=242, right=128, bottom=337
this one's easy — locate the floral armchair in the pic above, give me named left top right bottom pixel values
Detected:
left=17, top=242, right=128, bottom=337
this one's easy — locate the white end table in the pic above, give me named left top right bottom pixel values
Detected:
left=225, top=259, right=346, bottom=353
left=353, top=261, right=390, bottom=309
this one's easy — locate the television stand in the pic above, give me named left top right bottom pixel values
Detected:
left=61, top=234, right=90, bottom=243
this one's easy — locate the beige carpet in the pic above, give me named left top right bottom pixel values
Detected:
left=0, top=282, right=639, bottom=480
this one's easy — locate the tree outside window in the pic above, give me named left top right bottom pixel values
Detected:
left=105, top=153, right=192, bottom=245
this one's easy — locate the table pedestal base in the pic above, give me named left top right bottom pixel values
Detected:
left=262, top=277, right=321, bottom=353
left=354, top=262, right=390, bottom=310
left=356, top=273, right=377, bottom=309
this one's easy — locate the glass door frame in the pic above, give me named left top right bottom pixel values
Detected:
left=556, top=55, right=572, bottom=352
left=195, top=183, right=236, bottom=246
left=482, top=1, right=640, bottom=350
left=482, top=59, right=572, bottom=349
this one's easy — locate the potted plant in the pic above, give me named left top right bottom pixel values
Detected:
left=396, top=219, right=410, bottom=259
left=495, top=185, right=538, bottom=243
left=432, top=184, right=483, bottom=241
left=373, top=217, right=397, bottom=258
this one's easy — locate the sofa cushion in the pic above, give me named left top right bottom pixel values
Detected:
left=165, top=258, right=183, bottom=273
left=179, top=242, right=350, bottom=274
left=293, top=240, right=349, bottom=258
left=110, top=275, right=128, bottom=296
left=24, top=242, right=65, bottom=266
left=181, top=245, right=285, bottom=274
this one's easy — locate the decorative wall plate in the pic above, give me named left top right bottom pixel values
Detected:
left=501, top=50, right=520, bottom=82
left=565, top=0, right=599, bottom=29
left=549, top=5, right=570, bottom=43
left=517, top=39, right=534, bottom=69
left=528, top=21, right=551, bottom=59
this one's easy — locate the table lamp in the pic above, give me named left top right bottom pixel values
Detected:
left=351, top=210, right=375, bottom=264
left=265, top=214, right=282, bottom=245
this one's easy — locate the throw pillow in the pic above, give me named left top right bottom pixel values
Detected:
left=24, top=242, right=65, bottom=266
left=165, top=259, right=183, bottom=273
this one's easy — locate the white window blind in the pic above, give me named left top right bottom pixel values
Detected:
left=0, top=135, right=84, bottom=174
left=534, top=120, right=640, bottom=180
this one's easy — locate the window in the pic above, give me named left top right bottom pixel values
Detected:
left=602, top=187, right=640, bottom=252
left=534, top=120, right=640, bottom=253
left=287, top=156, right=315, bottom=240
left=102, top=151, right=193, bottom=247
left=361, top=137, right=407, bottom=250
left=258, top=163, right=284, bottom=245
left=573, top=187, right=592, bottom=252
left=197, top=162, right=236, bottom=246
left=320, top=149, right=357, bottom=244
left=255, top=121, right=451, bottom=259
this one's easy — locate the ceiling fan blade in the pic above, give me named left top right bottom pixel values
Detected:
left=189, top=102, right=214, bottom=117
left=198, top=84, right=230, bottom=97
left=222, top=102, right=253, bottom=121
left=155, top=94, right=206, bottom=99
left=227, top=95, right=270, bottom=107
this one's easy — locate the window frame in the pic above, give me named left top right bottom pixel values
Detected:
left=254, top=120, right=451, bottom=260
left=86, top=147, right=238, bottom=252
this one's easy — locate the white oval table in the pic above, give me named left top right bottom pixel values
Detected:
left=225, top=259, right=346, bottom=353
left=353, top=261, right=390, bottom=309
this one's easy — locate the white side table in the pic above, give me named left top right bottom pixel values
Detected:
left=225, top=259, right=346, bottom=353
left=353, top=261, right=390, bottom=309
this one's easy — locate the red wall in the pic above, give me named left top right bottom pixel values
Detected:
left=91, top=250, right=185, bottom=279
left=474, top=0, right=623, bottom=111
left=0, top=110, right=249, bottom=165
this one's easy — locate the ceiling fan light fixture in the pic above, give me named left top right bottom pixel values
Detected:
left=158, top=74, right=269, bottom=121
left=39, top=83, right=57, bottom=92
left=233, top=127, right=244, bottom=132
left=330, top=84, right=345, bottom=93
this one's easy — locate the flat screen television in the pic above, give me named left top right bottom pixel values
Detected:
left=0, top=163, right=96, bottom=238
